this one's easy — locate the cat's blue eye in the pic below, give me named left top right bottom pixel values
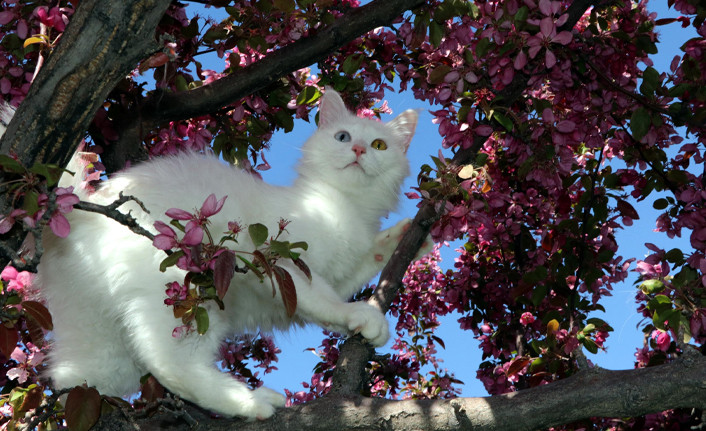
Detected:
left=334, top=131, right=351, bottom=142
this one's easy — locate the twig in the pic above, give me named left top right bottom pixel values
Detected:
left=19, top=387, right=72, bottom=431
left=74, top=192, right=155, bottom=242
left=130, top=393, right=198, bottom=428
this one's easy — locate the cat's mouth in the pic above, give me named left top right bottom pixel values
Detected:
left=344, top=161, right=365, bottom=171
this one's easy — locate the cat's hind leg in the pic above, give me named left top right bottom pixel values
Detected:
left=48, top=317, right=143, bottom=396
left=124, top=298, right=284, bottom=419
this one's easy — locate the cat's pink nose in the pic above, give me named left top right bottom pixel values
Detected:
left=352, top=144, right=366, bottom=158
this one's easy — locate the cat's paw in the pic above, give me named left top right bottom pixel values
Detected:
left=345, top=302, right=389, bottom=347
left=239, top=387, right=285, bottom=421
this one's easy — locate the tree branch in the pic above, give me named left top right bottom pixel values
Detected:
left=139, top=0, right=427, bottom=126
left=96, top=354, right=706, bottom=430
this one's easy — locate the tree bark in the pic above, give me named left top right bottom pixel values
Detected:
left=94, top=353, right=706, bottom=430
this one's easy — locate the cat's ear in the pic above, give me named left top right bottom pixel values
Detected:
left=318, top=87, right=350, bottom=128
left=387, top=109, right=418, bottom=153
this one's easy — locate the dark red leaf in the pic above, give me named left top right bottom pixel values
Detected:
left=431, top=335, right=446, bottom=349
left=24, top=315, right=46, bottom=348
left=654, top=18, right=677, bottom=26
left=616, top=199, right=640, bottom=220
left=65, top=386, right=102, bottom=431
left=272, top=265, right=297, bottom=318
left=20, top=385, right=43, bottom=413
left=140, top=375, right=165, bottom=402
left=292, top=257, right=311, bottom=282
left=507, top=357, right=532, bottom=377
left=252, top=250, right=272, bottom=277
left=213, top=250, right=236, bottom=300
left=0, top=325, right=19, bottom=358
left=21, top=300, right=53, bottom=330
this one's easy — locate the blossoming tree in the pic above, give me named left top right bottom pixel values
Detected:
left=1, top=0, right=705, bottom=429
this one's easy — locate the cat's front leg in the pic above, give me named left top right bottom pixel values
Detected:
left=372, top=218, right=434, bottom=265
left=286, top=265, right=389, bottom=346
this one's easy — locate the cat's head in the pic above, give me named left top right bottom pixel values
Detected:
left=298, top=88, right=417, bottom=202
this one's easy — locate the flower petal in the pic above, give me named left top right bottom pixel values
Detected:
left=201, top=194, right=227, bottom=217
left=182, top=226, right=204, bottom=246
left=165, top=208, right=193, bottom=220
left=49, top=212, right=71, bottom=238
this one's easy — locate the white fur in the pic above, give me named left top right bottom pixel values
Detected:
left=35, top=89, right=418, bottom=419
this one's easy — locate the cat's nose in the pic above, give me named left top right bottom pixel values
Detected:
left=352, top=144, right=367, bottom=158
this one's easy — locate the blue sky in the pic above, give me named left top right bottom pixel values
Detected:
left=181, top=1, right=697, bottom=397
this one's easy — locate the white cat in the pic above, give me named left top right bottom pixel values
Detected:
left=35, top=89, right=420, bottom=419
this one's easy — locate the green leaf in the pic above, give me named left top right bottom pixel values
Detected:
left=342, top=54, right=364, bottom=75
left=248, top=223, right=269, bottom=247
left=159, top=250, right=184, bottom=272
left=175, top=74, right=189, bottom=92
left=664, top=248, right=684, bottom=265
left=429, top=21, right=444, bottom=47
left=269, top=240, right=292, bottom=258
left=428, top=64, right=452, bottom=85
left=29, top=163, right=65, bottom=187
left=274, top=110, right=294, bottom=133
left=23, top=189, right=40, bottom=217
left=647, top=294, right=672, bottom=314
left=0, top=154, right=25, bottom=174
left=586, top=317, right=614, bottom=332
left=629, top=107, right=651, bottom=140
left=653, top=198, right=669, bottom=210
left=582, top=337, right=599, bottom=354
left=475, top=38, right=491, bottom=58
left=491, top=111, right=514, bottom=131
left=514, top=5, right=529, bottom=23
left=640, top=279, right=665, bottom=294
left=653, top=308, right=680, bottom=331
left=639, top=66, right=660, bottom=95
left=273, top=0, right=295, bottom=12
left=296, top=86, right=322, bottom=106
left=236, top=255, right=264, bottom=280
left=289, top=241, right=308, bottom=251
left=195, top=306, right=209, bottom=334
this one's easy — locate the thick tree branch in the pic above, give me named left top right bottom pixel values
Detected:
left=139, top=0, right=426, bottom=126
left=96, top=354, right=706, bottom=430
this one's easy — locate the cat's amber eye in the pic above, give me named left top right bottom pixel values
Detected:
left=371, top=139, right=387, bottom=151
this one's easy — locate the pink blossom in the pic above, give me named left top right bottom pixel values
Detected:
left=6, top=345, right=44, bottom=384
left=651, top=330, right=671, bottom=352
left=519, top=312, right=535, bottom=326
left=1, top=266, right=34, bottom=293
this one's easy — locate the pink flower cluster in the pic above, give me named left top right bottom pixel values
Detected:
left=0, top=186, right=79, bottom=238
left=153, top=193, right=227, bottom=273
